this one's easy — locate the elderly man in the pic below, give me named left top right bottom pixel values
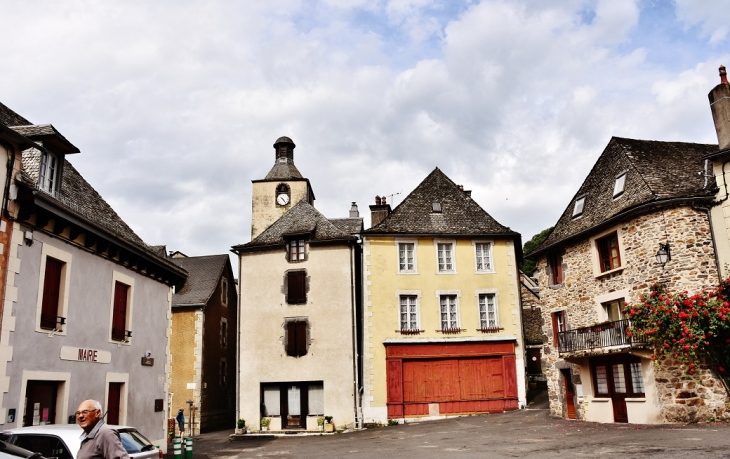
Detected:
left=75, top=400, right=129, bottom=459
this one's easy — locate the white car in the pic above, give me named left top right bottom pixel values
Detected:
left=0, top=424, right=160, bottom=459
left=0, top=440, right=43, bottom=459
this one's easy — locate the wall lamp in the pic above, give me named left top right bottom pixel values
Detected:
left=655, top=242, right=671, bottom=267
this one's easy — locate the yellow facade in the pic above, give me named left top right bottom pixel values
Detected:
left=169, top=309, right=201, bottom=433
left=251, top=180, right=310, bottom=239
left=362, top=235, right=526, bottom=422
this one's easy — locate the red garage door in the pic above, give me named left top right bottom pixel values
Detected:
left=386, top=342, right=518, bottom=418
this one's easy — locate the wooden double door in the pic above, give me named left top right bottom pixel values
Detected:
left=23, top=381, right=58, bottom=426
left=591, top=355, right=645, bottom=423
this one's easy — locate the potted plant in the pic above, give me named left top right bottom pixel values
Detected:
left=235, top=418, right=246, bottom=434
left=317, top=417, right=325, bottom=431
left=261, top=417, right=271, bottom=431
left=324, top=416, right=334, bottom=432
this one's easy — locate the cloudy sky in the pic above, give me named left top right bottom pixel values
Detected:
left=2, top=0, right=729, bottom=261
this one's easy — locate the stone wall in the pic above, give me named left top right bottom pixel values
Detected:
left=534, top=206, right=728, bottom=422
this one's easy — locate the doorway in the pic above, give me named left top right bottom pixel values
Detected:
left=23, top=381, right=59, bottom=426
left=560, top=369, right=576, bottom=419
left=591, top=355, right=645, bottom=423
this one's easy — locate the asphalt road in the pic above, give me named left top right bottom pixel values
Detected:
left=174, top=403, right=730, bottom=458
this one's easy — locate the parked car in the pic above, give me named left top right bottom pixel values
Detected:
left=0, top=440, right=44, bottom=459
left=0, top=424, right=160, bottom=459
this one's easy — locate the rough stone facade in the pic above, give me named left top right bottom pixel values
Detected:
left=534, top=206, right=729, bottom=423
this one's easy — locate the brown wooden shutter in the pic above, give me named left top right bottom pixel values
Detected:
left=40, top=258, right=64, bottom=329
left=551, top=313, right=559, bottom=347
left=286, top=322, right=296, bottom=355
left=295, top=320, right=307, bottom=356
left=287, top=271, right=306, bottom=304
left=107, top=382, right=122, bottom=425
left=112, top=282, right=129, bottom=341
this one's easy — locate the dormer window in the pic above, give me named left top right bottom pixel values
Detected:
left=572, top=197, right=585, bottom=218
left=288, top=238, right=305, bottom=262
left=432, top=202, right=442, bottom=213
left=39, top=151, right=60, bottom=194
left=613, top=173, right=626, bottom=198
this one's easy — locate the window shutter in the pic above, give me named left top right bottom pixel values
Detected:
left=295, top=321, right=307, bottom=356
left=287, top=271, right=306, bottom=304
left=286, top=322, right=297, bottom=355
left=40, top=258, right=64, bottom=329
left=551, top=313, right=559, bottom=347
left=112, top=282, right=129, bottom=341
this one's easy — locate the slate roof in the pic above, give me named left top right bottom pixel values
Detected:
left=170, top=254, right=230, bottom=307
left=11, top=124, right=80, bottom=154
left=0, top=101, right=31, bottom=127
left=263, top=162, right=305, bottom=180
left=363, top=167, right=518, bottom=237
left=330, top=218, right=363, bottom=236
left=531, top=137, right=717, bottom=256
left=20, top=148, right=148, bottom=247
left=233, top=200, right=356, bottom=251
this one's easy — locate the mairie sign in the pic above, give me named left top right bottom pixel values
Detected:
left=60, top=346, right=112, bottom=364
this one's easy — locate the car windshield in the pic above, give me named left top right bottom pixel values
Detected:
left=118, top=430, right=154, bottom=453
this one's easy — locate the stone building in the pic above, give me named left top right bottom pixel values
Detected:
left=529, top=135, right=729, bottom=424
left=520, top=274, right=545, bottom=383
left=167, top=253, right=237, bottom=434
left=232, top=137, right=363, bottom=432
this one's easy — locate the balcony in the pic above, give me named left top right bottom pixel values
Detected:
left=557, top=319, right=647, bottom=355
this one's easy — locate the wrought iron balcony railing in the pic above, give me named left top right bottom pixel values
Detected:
left=40, top=314, right=66, bottom=331
left=557, top=319, right=647, bottom=354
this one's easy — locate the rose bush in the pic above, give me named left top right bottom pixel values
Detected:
left=623, top=279, right=730, bottom=387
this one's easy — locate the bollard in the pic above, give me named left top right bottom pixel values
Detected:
left=173, top=437, right=182, bottom=459
left=184, top=436, right=193, bottom=459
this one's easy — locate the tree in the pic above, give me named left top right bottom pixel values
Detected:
left=521, top=226, right=553, bottom=277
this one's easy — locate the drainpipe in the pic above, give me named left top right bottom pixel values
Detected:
left=0, top=139, right=16, bottom=220
left=349, top=241, right=362, bottom=429
left=235, top=250, right=242, bottom=428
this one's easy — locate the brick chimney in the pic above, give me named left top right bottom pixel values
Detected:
left=709, top=65, right=730, bottom=150
left=369, top=195, right=391, bottom=227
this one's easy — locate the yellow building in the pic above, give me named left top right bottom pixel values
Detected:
left=361, top=168, right=526, bottom=423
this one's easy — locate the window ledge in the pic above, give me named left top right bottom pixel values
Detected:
left=548, top=283, right=564, bottom=290
left=436, top=271, right=457, bottom=275
left=625, top=398, right=646, bottom=402
left=397, top=271, right=419, bottom=275
left=590, top=398, right=610, bottom=403
left=595, top=266, right=624, bottom=278
left=475, top=270, right=496, bottom=275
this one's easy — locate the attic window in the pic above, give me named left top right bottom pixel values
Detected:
left=613, top=173, right=626, bottom=198
left=432, top=202, right=442, bottom=213
left=39, top=151, right=60, bottom=194
left=572, top=197, right=585, bottom=218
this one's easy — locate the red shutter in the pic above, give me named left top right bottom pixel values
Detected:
left=503, top=354, right=518, bottom=399
left=40, top=258, right=64, bottom=329
left=386, top=360, right=403, bottom=404
left=107, top=382, right=122, bottom=425
left=287, top=271, right=306, bottom=304
left=112, top=282, right=129, bottom=341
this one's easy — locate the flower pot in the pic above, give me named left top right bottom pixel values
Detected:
left=261, top=427, right=268, bottom=431
left=324, top=424, right=334, bottom=432
left=234, top=428, right=244, bottom=435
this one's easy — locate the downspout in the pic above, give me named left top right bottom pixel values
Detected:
left=515, top=240, right=528, bottom=410
left=235, top=249, right=242, bottom=429
left=0, top=139, right=16, bottom=220
left=349, top=241, right=361, bottom=429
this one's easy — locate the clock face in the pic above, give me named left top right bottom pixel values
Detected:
left=277, top=194, right=290, bottom=205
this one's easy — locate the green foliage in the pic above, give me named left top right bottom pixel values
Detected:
left=237, top=418, right=245, bottom=428
left=624, top=280, right=730, bottom=387
left=521, top=226, right=554, bottom=276
left=387, top=419, right=399, bottom=426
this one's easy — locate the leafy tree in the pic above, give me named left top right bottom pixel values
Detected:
left=521, top=226, right=553, bottom=276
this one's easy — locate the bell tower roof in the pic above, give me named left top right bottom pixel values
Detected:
left=263, top=135, right=304, bottom=180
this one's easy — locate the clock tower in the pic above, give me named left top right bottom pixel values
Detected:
left=250, top=136, right=315, bottom=239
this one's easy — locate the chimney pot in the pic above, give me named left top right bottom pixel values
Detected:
left=375, top=195, right=381, bottom=205
left=721, top=65, right=728, bottom=84
left=382, top=196, right=387, bottom=204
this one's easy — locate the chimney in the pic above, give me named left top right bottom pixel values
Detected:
left=709, top=65, right=730, bottom=150
left=349, top=202, right=359, bottom=218
left=369, top=195, right=391, bottom=228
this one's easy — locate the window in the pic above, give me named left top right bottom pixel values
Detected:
left=439, top=295, right=459, bottom=330
left=613, top=173, right=626, bottom=198
left=436, top=242, right=455, bottom=273
left=551, top=310, right=566, bottom=346
left=479, top=294, right=498, bottom=328
left=221, top=276, right=228, bottom=306
left=108, top=271, right=134, bottom=344
left=591, top=356, right=645, bottom=398
left=39, top=151, right=60, bottom=194
left=286, top=270, right=307, bottom=304
left=474, top=242, right=493, bottom=272
left=398, top=243, right=415, bottom=272
left=597, top=232, right=621, bottom=272
left=221, top=318, right=228, bottom=348
left=288, top=239, right=305, bottom=262
left=262, top=386, right=281, bottom=416
left=548, top=252, right=563, bottom=285
left=432, top=202, right=442, bottom=213
left=572, top=196, right=585, bottom=218
left=220, top=358, right=227, bottom=386
left=40, top=257, right=65, bottom=330
left=285, top=319, right=309, bottom=357
left=603, top=299, right=624, bottom=322
left=111, top=281, right=131, bottom=341
left=308, top=383, right=324, bottom=415
left=399, top=295, right=419, bottom=332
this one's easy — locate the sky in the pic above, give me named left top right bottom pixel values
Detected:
left=1, top=0, right=729, bottom=263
